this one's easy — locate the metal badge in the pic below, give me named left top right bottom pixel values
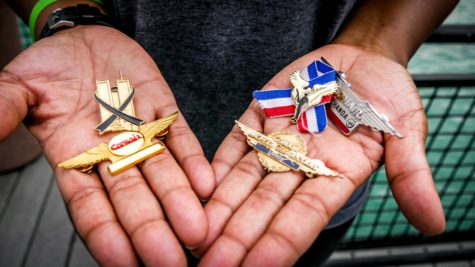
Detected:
left=326, top=70, right=403, bottom=138
left=289, top=70, right=339, bottom=123
left=254, top=58, right=402, bottom=137
left=254, top=59, right=339, bottom=134
left=235, top=121, right=343, bottom=178
left=58, top=74, right=178, bottom=175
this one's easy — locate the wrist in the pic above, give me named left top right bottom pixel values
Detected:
left=332, top=33, right=410, bottom=67
left=331, top=0, right=459, bottom=68
left=32, top=0, right=107, bottom=41
left=332, top=24, right=410, bottom=67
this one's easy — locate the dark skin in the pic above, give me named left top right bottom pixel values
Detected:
left=1, top=0, right=458, bottom=266
left=195, top=44, right=445, bottom=266
left=0, top=25, right=215, bottom=267
left=193, top=1, right=458, bottom=265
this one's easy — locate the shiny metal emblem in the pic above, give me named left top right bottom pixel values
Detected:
left=94, top=72, right=143, bottom=134
left=289, top=70, right=339, bottom=123
left=235, top=121, right=343, bottom=178
left=58, top=74, right=178, bottom=175
left=321, top=59, right=403, bottom=137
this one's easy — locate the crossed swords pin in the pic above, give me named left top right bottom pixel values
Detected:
left=58, top=74, right=177, bottom=175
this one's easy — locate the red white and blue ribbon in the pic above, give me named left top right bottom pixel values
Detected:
left=254, top=60, right=336, bottom=134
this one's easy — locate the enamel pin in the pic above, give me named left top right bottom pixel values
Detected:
left=58, top=74, right=178, bottom=175
left=254, top=59, right=338, bottom=134
left=235, top=121, right=343, bottom=178
left=254, top=58, right=402, bottom=137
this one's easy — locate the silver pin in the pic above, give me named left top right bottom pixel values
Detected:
left=320, top=58, right=402, bottom=138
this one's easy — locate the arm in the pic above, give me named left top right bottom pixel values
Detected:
left=333, top=0, right=459, bottom=65
left=331, top=0, right=459, bottom=235
left=0, top=1, right=215, bottom=266
left=5, top=0, right=105, bottom=40
left=197, top=1, right=458, bottom=266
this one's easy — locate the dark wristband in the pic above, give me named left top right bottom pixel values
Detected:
left=38, top=4, right=114, bottom=40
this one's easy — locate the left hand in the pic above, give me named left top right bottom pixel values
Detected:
left=193, top=44, right=445, bottom=266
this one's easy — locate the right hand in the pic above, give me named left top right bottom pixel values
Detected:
left=195, top=44, right=445, bottom=266
left=0, top=25, right=215, bottom=266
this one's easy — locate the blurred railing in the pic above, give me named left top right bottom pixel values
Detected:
left=426, top=25, right=475, bottom=43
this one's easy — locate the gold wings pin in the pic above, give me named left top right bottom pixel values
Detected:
left=58, top=112, right=178, bottom=175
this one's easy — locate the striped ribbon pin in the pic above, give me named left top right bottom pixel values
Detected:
left=254, top=59, right=337, bottom=134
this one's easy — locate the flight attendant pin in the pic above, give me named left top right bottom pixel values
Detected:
left=235, top=121, right=343, bottom=178
left=58, top=73, right=178, bottom=175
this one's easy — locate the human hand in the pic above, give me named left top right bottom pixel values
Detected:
left=0, top=25, right=215, bottom=266
left=194, top=44, right=445, bottom=266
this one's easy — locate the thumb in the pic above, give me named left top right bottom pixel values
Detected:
left=385, top=111, right=445, bottom=235
left=0, top=70, right=33, bottom=141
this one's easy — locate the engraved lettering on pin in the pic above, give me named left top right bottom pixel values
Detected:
left=235, top=121, right=344, bottom=178
left=320, top=58, right=403, bottom=138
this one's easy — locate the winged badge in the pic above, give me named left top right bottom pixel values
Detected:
left=58, top=112, right=178, bottom=175
left=326, top=71, right=402, bottom=137
left=235, top=121, right=343, bottom=178
left=317, top=58, right=402, bottom=137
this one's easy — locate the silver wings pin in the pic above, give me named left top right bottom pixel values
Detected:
left=321, top=58, right=403, bottom=138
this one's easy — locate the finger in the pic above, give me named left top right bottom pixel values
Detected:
left=198, top=171, right=304, bottom=266
left=98, top=164, right=187, bottom=267
left=200, top=128, right=374, bottom=266
left=211, top=60, right=299, bottom=184
left=54, top=169, right=138, bottom=267
left=385, top=111, right=445, bottom=235
left=235, top=128, right=379, bottom=266
left=193, top=152, right=267, bottom=256
left=211, top=62, right=302, bottom=184
left=134, top=74, right=215, bottom=199
left=111, top=56, right=215, bottom=199
left=164, top=110, right=216, bottom=199
left=140, top=148, right=208, bottom=248
left=0, top=71, right=33, bottom=141
left=210, top=51, right=324, bottom=184
left=211, top=101, right=263, bottom=184
left=241, top=176, right=358, bottom=267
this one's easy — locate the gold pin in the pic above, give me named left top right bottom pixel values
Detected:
left=58, top=74, right=178, bottom=175
left=235, top=121, right=343, bottom=178
left=289, top=70, right=339, bottom=123
left=257, top=131, right=307, bottom=172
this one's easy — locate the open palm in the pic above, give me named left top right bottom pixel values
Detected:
left=195, top=44, right=445, bottom=266
left=0, top=25, right=215, bottom=267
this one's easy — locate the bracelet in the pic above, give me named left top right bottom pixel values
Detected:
left=29, top=0, right=105, bottom=41
left=38, top=4, right=114, bottom=40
